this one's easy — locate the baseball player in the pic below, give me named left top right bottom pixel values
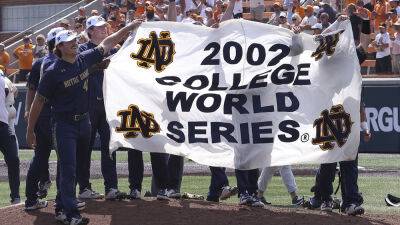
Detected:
left=24, top=27, right=64, bottom=211
left=26, top=20, right=142, bottom=225
left=0, top=70, right=20, bottom=205
left=75, top=15, right=125, bottom=200
left=257, top=165, right=304, bottom=205
left=302, top=33, right=371, bottom=215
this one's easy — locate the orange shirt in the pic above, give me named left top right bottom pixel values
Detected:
left=357, top=7, right=372, bottom=19
left=374, top=2, right=387, bottom=30
left=0, top=51, right=10, bottom=72
left=13, top=44, right=33, bottom=70
left=294, top=6, right=305, bottom=19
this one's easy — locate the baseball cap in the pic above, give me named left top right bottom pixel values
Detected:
left=273, top=1, right=282, bottom=7
left=59, top=19, right=70, bottom=26
left=279, top=12, right=287, bottom=18
left=311, top=23, right=323, bottom=30
left=55, top=30, right=77, bottom=46
left=86, top=16, right=107, bottom=29
left=47, top=27, right=65, bottom=42
left=205, top=7, right=213, bottom=13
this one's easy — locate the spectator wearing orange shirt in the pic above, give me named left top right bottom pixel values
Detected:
left=0, top=44, right=10, bottom=74
left=356, top=0, right=373, bottom=50
left=373, top=0, right=388, bottom=32
left=13, top=36, right=33, bottom=83
left=292, top=0, right=305, bottom=19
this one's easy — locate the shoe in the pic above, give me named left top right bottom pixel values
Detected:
left=167, top=189, right=181, bottom=199
left=332, top=197, right=341, bottom=209
left=105, top=188, right=127, bottom=200
left=25, top=200, right=48, bottom=211
left=250, top=196, right=265, bottom=208
left=129, top=189, right=141, bottom=200
left=385, top=194, right=400, bottom=207
left=220, top=186, right=238, bottom=200
left=55, top=211, right=67, bottom=223
left=68, top=215, right=90, bottom=225
left=11, top=197, right=21, bottom=205
left=37, top=181, right=52, bottom=199
left=344, top=203, right=365, bottom=216
left=256, top=196, right=271, bottom=205
left=156, top=189, right=169, bottom=200
left=239, top=193, right=253, bottom=205
left=78, top=188, right=104, bottom=199
left=183, top=192, right=205, bottom=200
left=321, top=200, right=333, bottom=212
left=76, top=200, right=86, bottom=211
left=292, top=196, right=305, bottom=206
left=303, top=196, right=321, bottom=209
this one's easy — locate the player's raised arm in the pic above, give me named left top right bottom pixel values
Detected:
left=99, top=20, right=143, bottom=53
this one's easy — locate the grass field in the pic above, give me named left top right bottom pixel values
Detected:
left=2, top=151, right=400, bottom=170
left=0, top=176, right=399, bottom=215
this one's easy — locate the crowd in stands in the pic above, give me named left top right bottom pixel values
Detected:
left=1, top=0, right=400, bottom=81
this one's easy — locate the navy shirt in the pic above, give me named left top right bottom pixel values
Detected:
left=78, top=42, right=117, bottom=105
left=27, top=53, right=57, bottom=118
left=37, top=47, right=103, bottom=115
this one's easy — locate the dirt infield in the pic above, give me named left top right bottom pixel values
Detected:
left=0, top=199, right=399, bottom=225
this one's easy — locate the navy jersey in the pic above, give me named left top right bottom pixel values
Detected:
left=78, top=42, right=117, bottom=103
left=37, top=47, right=103, bottom=114
left=27, top=53, right=57, bottom=118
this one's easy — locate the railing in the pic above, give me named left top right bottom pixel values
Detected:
left=3, top=0, right=102, bottom=75
left=1, top=0, right=91, bottom=46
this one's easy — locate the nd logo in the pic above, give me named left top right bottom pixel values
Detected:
left=311, top=31, right=344, bottom=61
left=130, top=31, right=176, bottom=72
left=312, top=105, right=353, bottom=150
left=116, top=104, right=160, bottom=138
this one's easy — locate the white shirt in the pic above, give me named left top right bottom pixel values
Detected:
left=0, top=76, right=8, bottom=125
left=300, top=15, right=318, bottom=34
left=396, top=6, right=400, bottom=16
left=233, top=0, right=243, bottom=14
left=375, top=32, right=391, bottom=58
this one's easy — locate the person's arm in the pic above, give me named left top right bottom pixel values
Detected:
left=220, top=0, right=235, bottom=22
left=4, top=53, right=10, bottom=67
left=25, top=60, right=42, bottom=120
left=360, top=103, right=371, bottom=142
left=290, top=26, right=304, bottom=56
left=26, top=94, right=45, bottom=148
left=13, top=47, right=19, bottom=60
left=99, top=20, right=143, bottom=53
left=25, top=88, right=35, bottom=121
left=167, top=0, right=177, bottom=22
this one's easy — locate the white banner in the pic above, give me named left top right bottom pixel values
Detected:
left=104, top=20, right=361, bottom=169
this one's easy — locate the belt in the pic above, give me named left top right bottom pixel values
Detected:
left=55, top=112, right=89, bottom=122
